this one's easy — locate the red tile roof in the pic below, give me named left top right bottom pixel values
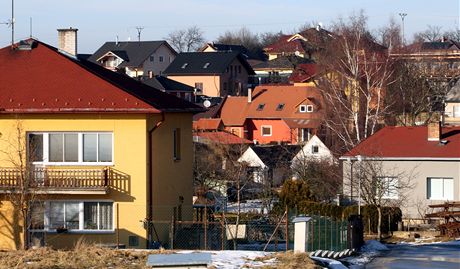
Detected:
left=193, top=118, right=223, bottom=131
left=0, top=40, right=202, bottom=114
left=219, top=85, right=324, bottom=127
left=343, top=126, right=460, bottom=159
left=194, top=131, right=252, bottom=144
left=264, top=35, right=307, bottom=54
left=289, top=63, right=317, bottom=83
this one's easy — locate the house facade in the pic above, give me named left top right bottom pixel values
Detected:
left=341, top=123, right=460, bottom=219
left=0, top=40, right=201, bottom=249
left=163, top=52, right=255, bottom=97
left=216, top=85, right=324, bottom=144
left=444, top=82, right=460, bottom=125
left=89, top=41, right=177, bottom=78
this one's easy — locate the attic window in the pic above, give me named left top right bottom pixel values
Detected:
left=276, top=103, right=285, bottom=111
left=203, top=63, right=210, bottom=69
left=181, top=63, right=188, bottom=69
left=257, top=103, right=265, bottom=111
left=299, top=105, right=313, bottom=113
left=312, top=145, right=319, bottom=154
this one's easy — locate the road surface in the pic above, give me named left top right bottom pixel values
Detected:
left=366, top=242, right=460, bottom=269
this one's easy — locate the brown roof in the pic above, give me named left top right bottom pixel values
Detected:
left=219, top=85, right=324, bottom=126
left=194, top=131, right=252, bottom=144
left=193, top=118, right=223, bottom=131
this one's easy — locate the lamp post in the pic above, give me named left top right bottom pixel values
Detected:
left=399, top=13, right=407, bottom=45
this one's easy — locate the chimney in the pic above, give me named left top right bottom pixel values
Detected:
left=248, top=88, right=252, bottom=103
left=427, top=121, right=442, bottom=141
left=57, top=27, right=78, bottom=56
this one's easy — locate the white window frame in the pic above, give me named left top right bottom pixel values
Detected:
left=299, top=105, right=307, bottom=113
left=306, top=105, right=313, bottom=112
left=30, top=200, right=114, bottom=233
left=261, top=125, right=272, bottom=137
left=27, top=132, right=114, bottom=166
left=427, top=177, right=454, bottom=200
left=312, top=145, right=319, bottom=154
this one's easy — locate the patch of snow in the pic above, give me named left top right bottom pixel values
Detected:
left=178, top=250, right=274, bottom=269
left=361, top=240, right=389, bottom=251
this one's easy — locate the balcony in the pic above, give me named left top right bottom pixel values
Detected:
left=0, top=167, right=119, bottom=195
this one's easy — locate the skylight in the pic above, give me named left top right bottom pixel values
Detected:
left=203, top=62, right=210, bottom=68
left=257, top=103, right=265, bottom=111
left=181, top=63, right=188, bottom=69
left=276, top=103, right=285, bottom=111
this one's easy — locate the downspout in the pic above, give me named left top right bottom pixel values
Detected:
left=147, top=112, right=165, bottom=248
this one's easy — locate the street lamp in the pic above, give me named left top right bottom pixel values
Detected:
left=399, top=13, right=407, bottom=45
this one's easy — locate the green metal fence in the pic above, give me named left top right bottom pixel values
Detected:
left=306, top=215, right=348, bottom=252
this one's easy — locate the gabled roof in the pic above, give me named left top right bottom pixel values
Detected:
left=88, top=41, right=175, bottom=68
left=218, top=85, right=324, bottom=126
left=0, top=40, right=203, bottom=114
left=342, top=126, right=460, bottom=159
left=164, top=51, right=255, bottom=75
left=253, top=55, right=314, bottom=70
left=250, top=145, right=301, bottom=167
left=421, top=40, right=460, bottom=51
left=142, top=75, right=195, bottom=93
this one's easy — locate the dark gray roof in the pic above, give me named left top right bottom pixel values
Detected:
left=421, top=40, right=460, bottom=50
left=164, top=51, right=255, bottom=75
left=253, top=55, right=315, bottom=70
left=88, top=41, right=175, bottom=68
left=142, top=75, right=194, bottom=93
left=251, top=144, right=301, bottom=167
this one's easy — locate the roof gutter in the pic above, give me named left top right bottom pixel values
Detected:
left=147, top=112, right=165, bottom=247
left=339, top=156, right=460, bottom=161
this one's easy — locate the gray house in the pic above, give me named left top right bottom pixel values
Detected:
left=341, top=123, right=460, bottom=219
left=89, top=41, right=177, bottom=78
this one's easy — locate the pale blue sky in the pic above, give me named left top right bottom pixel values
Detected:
left=1, top=0, right=460, bottom=53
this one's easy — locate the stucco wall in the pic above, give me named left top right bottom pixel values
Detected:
left=143, top=44, right=176, bottom=76
left=247, top=119, right=292, bottom=144
left=166, top=75, right=221, bottom=97
left=342, top=159, right=460, bottom=219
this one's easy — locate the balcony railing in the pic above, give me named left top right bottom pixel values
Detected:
left=0, top=167, right=113, bottom=193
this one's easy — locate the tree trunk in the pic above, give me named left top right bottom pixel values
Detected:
left=377, top=205, right=382, bottom=240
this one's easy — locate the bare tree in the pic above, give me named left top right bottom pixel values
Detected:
left=413, top=25, right=443, bottom=42
left=377, top=17, right=402, bottom=51
left=0, top=120, right=40, bottom=249
left=316, top=11, right=394, bottom=153
left=165, top=26, right=205, bottom=52
left=443, top=29, right=460, bottom=41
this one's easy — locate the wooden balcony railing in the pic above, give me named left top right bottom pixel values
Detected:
left=0, top=167, right=112, bottom=191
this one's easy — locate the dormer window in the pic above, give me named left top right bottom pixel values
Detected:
left=299, top=105, right=313, bottom=113
left=257, top=103, right=265, bottom=111
left=181, top=63, right=188, bottom=69
left=276, top=103, right=285, bottom=111
left=203, top=63, right=210, bottom=69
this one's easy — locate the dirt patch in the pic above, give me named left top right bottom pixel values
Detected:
left=259, top=252, right=322, bottom=269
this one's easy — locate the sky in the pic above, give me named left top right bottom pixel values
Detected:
left=0, top=0, right=460, bottom=53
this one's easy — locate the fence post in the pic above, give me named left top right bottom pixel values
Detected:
left=221, top=212, right=225, bottom=251
left=204, top=204, right=207, bottom=250
left=285, top=206, right=289, bottom=251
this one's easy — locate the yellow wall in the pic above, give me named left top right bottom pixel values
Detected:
left=166, top=75, right=221, bottom=97
left=0, top=114, right=145, bottom=249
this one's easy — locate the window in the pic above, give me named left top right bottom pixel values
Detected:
left=299, top=105, right=307, bottom=112
left=306, top=105, right=313, bottom=112
left=238, top=65, right=242, bottom=73
left=28, top=132, right=113, bottom=165
left=312, top=145, right=319, bottom=154
left=427, top=177, right=454, bottom=200
left=276, top=103, right=285, bottom=111
left=173, top=128, right=181, bottom=160
left=149, top=56, right=154, bottom=62
left=203, top=63, right=210, bottom=69
left=261, top=126, right=272, bottom=136
left=377, top=177, right=399, bottom=199
left=299, top=128, right=311, bottom=142
left=257, top=103, right=265, bottom=111
left=181, top=63, right=188, bottom=69
left=159, top=56, right=164, bottom=62
left=32, top=201, right=113, bottom=232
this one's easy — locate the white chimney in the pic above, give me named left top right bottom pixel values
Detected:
left=248, top=88, right=252, bottom=103
left=57, top=27, right=78, bottom=56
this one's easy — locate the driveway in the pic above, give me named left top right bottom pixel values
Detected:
left=366, top=242, right=460, bottom=269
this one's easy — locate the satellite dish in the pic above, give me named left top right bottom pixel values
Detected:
left=203, top=100, right=211, bottom=108
left=295, top=50, right=300, bottom=56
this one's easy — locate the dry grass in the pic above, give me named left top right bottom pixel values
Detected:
left=0, top=240, right=172, bottom=269
left=258, top=251, right=323, bottom=269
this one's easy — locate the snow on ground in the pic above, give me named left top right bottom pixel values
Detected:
left=178, top=250, right=275, bottom=268
left=226, top=199, right=271, bottom=214
left=340, top=240, right=389, bottom=268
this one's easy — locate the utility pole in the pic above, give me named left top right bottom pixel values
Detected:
left=399, top=13, right=407, bottom=45
left=11, top=0, right=14, bottom=46
left=135, top=26, right=144, bottom=42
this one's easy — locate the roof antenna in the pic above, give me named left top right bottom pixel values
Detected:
left=136, top=26, right=144, bottom=42
left=29, top=17, right=32, bottom=38
left=1, top=0, right=15, bottom=48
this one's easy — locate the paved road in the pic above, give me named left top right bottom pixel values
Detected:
left=366, top=242, right=460, bottom=269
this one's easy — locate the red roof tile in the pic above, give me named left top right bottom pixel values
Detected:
left=288, top=63, right=317, bottom=83
left=264, top=35, right=307, bottom=54
left=194, top=132, right=252, bottom=144
left=0, top=40, right=202, bottom=114
left=343, top=126, right=460, bottom=159
left=193, top=118, right=223, bottom=131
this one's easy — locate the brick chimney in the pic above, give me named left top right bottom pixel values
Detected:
left=57, top=28, right=78, bottom=56
left=427, top=121, right=442, bottom=141
left=248, top=88, right=252, bottom=103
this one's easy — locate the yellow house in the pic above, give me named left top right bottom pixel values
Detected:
left=0, top=39, right=203, bottom=250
